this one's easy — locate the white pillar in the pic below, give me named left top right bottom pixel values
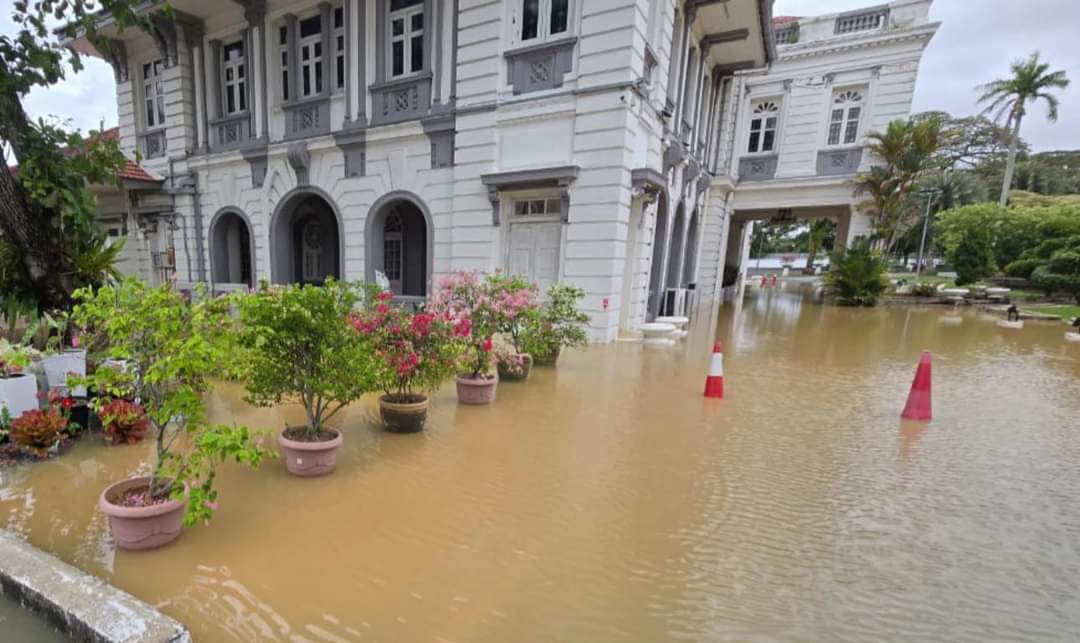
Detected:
left=251, top=26, right=264, bottom=137
left=193, top=44, right=206, bottom=150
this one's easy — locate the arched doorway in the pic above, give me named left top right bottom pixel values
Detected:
left=682, top=209, right=699, bottom=286
left=210, top=209, right=254, bottom=286
left=366, top=192, right=432, bottom=298
left=270, top=189, right=342, bottom=284
left=666, top=202, right=686, bottom=289
left=646, top=195, right=669, bottom=320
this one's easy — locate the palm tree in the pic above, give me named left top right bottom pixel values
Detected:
left=977, top=52, right=1070, bottom=207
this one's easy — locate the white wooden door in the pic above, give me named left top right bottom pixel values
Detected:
left=508, top=222, right=560, bottom=289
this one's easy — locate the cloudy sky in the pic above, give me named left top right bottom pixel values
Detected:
left=4, top=0, right=1078, bottom=152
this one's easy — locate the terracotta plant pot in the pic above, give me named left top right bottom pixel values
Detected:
left=0, top=373, right=39, bottom=421
left=455, top=373, right=497, bottom=405
left=533, top=347, right=560, bottom=367
left=379, top=394, right=430, bottom=433
left=278, top=427, right=343, bottom=476
left=99, top=476, right=187, bottom=551
left=496, top=353, right=533, bottom=381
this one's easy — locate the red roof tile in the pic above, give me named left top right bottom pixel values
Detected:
left=773, top=16, right=801, bottom=25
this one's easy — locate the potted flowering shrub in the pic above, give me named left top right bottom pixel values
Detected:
left=350, top=289, right=466, bottom=433
left=73, top=278, right=271, bottom=550
left=234, top=279, right=379, bottom=476
left=485, top=274, right=540, bottom=382
left=521, top=284, right=591, bottom=366
left=0, top=339, right=40, bottom=421
left=431, top=271, right=503, bottom=404
left=98, top=398, right=150, bottom=445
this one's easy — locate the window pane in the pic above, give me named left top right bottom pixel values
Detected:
left=143, top=63, right=151, bottom=78
left=390, top=0, right=423, bottom=9
left=334, top=7, right=343, bottom=29
left=315, top=62, right=322, bottom=93
left=156, top=95, right=165, bottom=123
left=514, top=201, right=529, bottom=215
left=238, top=64, right=245, bottom=79
left=337, top=57, right=345, bottom=88
left=145, top=102, right=154, bottom=127
left=550, top=0, right=569, bottom=35
left=762, top=129, right=775, bottom=151
left=314, top=42, right=322, bottom=57
left=302, top=47, right=310, bottom=62
left=282, top=70, right=289, bottom=100
left=303, top=72, right=311, bottom=95
left=748, top=131, right=760, bottom=152
left=410, top=35, right=423, bottom=72
left=765, top=117, right=776, bottom=129
left=300, top=15, right=321, bottom=38
left=392, top=41, right=404, bottom=76
left=522, top=0, right=539, bottom=39
left=844, top=122, right=858, bottom=144
left=280, top=26, right=288, bottom=45
left=227, top=87, right=235, bottom=114
left=749, top=118, right=761, bottom=133
left=411, top=12, right=423, bottom=31
left=828, top=122, right=841, bottom=145
left=239, top=85, right=246, bottom=111
left=225, top=67, right=233, bottom=81
left=224, top=41, right=243, bottom=61
left=530, top=200, right=546, bottom=215
left=831, top=108, right=843, bottom=123
left=392, top=18, right=404, bottom=36
left=546, top=198, right=562, bottom=213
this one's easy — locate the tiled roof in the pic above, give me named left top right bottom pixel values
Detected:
left=772, top=16, right=801, bottom=25
left=9, top=126, right=160, bottom=184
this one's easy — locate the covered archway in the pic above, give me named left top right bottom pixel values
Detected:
left=270, top=188, right=343, bottom=284
left=666, top=202, right=686, bottom=289
left=682, top=208, right=700, bottom=286
left=366, top=191, right=433, bottom=298
left=646, top=194, right=670, bottom=320
left=210, top=208, right=255, bottom=286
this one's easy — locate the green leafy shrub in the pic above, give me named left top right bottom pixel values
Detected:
left=951, top=227, right=996, bottom=285
left=1031, top=248, right=1080, bottom=303
left=74, top=278, right=271, bottom=527
left=234, top=279, right=380, bottom=438
left=520, top=283, right=591, bottom=361
left=824, top=240, right=890, bottom=306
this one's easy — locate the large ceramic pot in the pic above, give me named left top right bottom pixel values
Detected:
left=454, top=373, right=497, bottom=405
left=533, top=347, right=560, bottom=367
left=43, top=349, right=87, bottom=397
left=379, top=394, right=430, bottom=433
left=99, top=476, right=187, bottom=551
left=278, top=427, right=343, bottom=476
left=496, top=353, right=533, bottom=382
left=0, top=373, right=39, bottom=421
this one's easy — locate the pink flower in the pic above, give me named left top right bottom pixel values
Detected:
left=71, top=334, right=80, bottom=348
left=377, top=290, right=394, bottom=302
left=483, top=337, right=493, bottom=353
left=377, top=303, right=390, bottom=314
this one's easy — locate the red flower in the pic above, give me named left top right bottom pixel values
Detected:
left=376, top=303, right=390, bottom=314
left=483, top=337, right=493, bottom=353
left=377, top=290, right=394, bottom=302
left=62, top=398, right=74, bottom=410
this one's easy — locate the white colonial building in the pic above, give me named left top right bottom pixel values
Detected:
left=73, top=0, right=936, bottom=340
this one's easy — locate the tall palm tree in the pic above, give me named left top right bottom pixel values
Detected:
left=977, top=52, right=1070, bottom=207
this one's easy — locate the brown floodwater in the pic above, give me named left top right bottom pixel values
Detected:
left=3, top=284, right=1080, bottom=642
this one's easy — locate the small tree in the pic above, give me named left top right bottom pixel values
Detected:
left=520, top=284, right=591, bottom=361
left=824, top=240, right=889, bottom=306
left=234, top=280, right=379, bottom=439
left=951, top=227, right=996, bottom=285
left=484, top=273, right=540, bottom=353
left=73, top=279, right=270, bottom=526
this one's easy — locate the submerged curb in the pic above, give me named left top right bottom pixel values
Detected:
left=0, top=530, right=190, bottom=642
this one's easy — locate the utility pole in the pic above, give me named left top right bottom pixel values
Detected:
left=914, top=188, right=941, bottom=282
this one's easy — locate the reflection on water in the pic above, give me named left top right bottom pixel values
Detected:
left=0, top=595, right=68, bottom=642
left=3, top=284, right=1080, bottom=642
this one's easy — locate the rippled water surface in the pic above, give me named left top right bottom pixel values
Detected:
left=3, top=285, right=1080, bottom=642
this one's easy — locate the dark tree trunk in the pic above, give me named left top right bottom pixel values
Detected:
left=0, top=73, right=73, bottom=312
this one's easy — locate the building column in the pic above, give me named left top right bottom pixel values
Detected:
left=244, top=1, right=268, bottom=140
left=674, top=11, right=693, bottom=130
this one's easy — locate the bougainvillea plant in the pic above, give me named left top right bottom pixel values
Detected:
left=73, top=278, right=271, bottom=526
left=349, top=289, right=466, bottom=402
left=99, top=398, right=150, bottom=445
left=483, top=273, right=540, bottom=353
left=430, top=271, right=506, bottom=379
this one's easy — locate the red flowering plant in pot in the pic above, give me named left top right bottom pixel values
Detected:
left=73, top=278, right=272, bottom=550
left=349, top=289, right=465, bottom=433
left=430, top=271, right=509, bottom=405
left=485, top=274, right=540, bottom=382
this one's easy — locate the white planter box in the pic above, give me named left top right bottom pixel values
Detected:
left=0, top=374, right=39, bottom=421
left=42, top=349, right=87, bottom=397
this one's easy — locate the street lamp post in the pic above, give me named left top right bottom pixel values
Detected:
left=914, top=188, right=941, bottom=282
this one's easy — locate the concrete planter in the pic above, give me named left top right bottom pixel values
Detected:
left=278, top=428, right=343, bottom=476
left=42, top=349, right=86, bottom=397
left=455, top=373, right=497, bottom=405
left=379, top=394, right=430, bottom=433
left=0, top=373, right=39, bottom=421
left=99, top=476, right=187, bottom=551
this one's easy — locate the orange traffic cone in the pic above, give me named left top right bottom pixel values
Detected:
left=901, top=351, right=932, bottom=421
left=704, top=342, right=724, bottom=398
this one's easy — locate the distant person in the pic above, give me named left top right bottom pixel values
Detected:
left=1007, top=304, right=1020, bottom=322
left=1073, top=316, right=1080, bottom=334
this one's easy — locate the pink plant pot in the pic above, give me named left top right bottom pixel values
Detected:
left=99, top=476, right=187, bottom=551
left=454, top=373, right=498, bottom=405
left=278, top=428, right=343, bottom=477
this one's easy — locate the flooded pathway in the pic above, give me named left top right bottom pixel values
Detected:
left=3, top=284, right=1080, bottom=642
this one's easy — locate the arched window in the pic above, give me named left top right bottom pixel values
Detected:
left=828, top=90, right=863, bottom=145
left=748, top=101, right=780, bottom=153
left=383, top=211, right=404, bottom=292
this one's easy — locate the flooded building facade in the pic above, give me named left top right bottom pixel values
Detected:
left=714, top=0, right=939, bottom=296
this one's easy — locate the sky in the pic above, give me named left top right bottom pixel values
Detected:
left=3, top=0, right=1078, bottom=152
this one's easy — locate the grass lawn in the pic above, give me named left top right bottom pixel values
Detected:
left=1025, top=304, right=1080, bottom=320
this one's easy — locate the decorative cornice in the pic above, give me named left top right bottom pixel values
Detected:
left=480, top=165, right=580, bottom=226
left=774, top=24, right=938, bottom=62
left=700, top=28, right=749, bottom=56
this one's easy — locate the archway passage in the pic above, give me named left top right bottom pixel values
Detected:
left=211, top=211, right=254, bottom=286
left=271, top=192, right=341, bottom=285
left=647, top=196, right=669, bottom=320
left=367, top=197, right=430, bottom=297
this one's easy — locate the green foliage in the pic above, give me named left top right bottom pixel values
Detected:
left=73, top=278, right=271, bottom=527
left=10, top=407, right=66, bottom=459
left=824, top=240, right=890, bottom=306
left=0, top=337, right=39, bottom=377
left=483, top=273, right=541, bottom=352
left=234, top=279, right=379, bottom=437
left=519, top=284, right=590, bottom=360
left=935, top=203, right=1080, bottom=273
left=951, top=227, right=996, bottom=285
left=1031, top=246, right=1080, bottom=303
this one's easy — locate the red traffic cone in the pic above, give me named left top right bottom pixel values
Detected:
left=901, top=351, right=932, bottom=421
left=704, top=342, right=724, bottom=398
